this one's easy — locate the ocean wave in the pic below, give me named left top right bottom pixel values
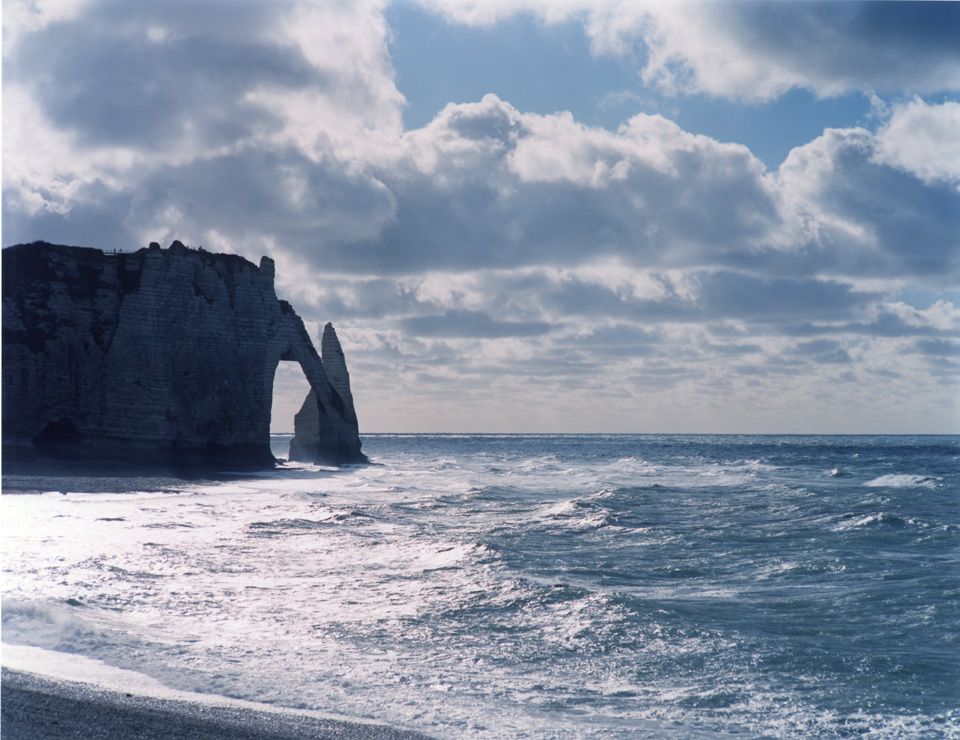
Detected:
left=1, top=597, right=109, bottom=652
left=863, top=474, right=942, bottom=489
left=414, top=542, right=486, bottom=572
left=754, top=558, right=847, bottom=579
left=248, top=510, right=374, bottom=534
left=536, top=497, right=631, bottom=531
left=828, top=467, right=855, bottom=478
left=832, top=511, right=908, bottom=531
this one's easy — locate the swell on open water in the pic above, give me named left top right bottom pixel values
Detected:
left=3, top=434, right=958, bottom=739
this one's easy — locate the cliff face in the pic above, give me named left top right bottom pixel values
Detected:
left=2, top=241, right=366, bottom=469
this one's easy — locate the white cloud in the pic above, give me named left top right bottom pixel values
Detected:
left=2, top=0, right=92, bottom=54
left=507, top=110, right=674, bottom=185
left=594, top=2, right=809, bottom=101
left=873, top=98, right=960, bottom=188
left=557, top=260, right=670, bottom=303
left=882, top=300, right=960, bottom=333
left=256, top=0, right=405, bottom=160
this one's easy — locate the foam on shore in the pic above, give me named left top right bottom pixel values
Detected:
left=1, top=644, right=432, bottom=740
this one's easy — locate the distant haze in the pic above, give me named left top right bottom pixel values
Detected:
left=4, top=1, right=959, bottom=433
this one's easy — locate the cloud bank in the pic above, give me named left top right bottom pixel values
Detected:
left=3, top=0, right=958, bottom=432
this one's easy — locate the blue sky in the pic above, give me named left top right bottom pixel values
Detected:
left=387, top=3, right=873, bottom=169
left=3, top=0, right=960, bottom=433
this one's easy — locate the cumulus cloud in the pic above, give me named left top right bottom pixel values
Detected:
left=284, top=94, right=959, bottom=290
left=873, top=98, right=960, bottom=187
left=778, top=118, right=960, bottom=282
left=306, top=94, right=784, bottom=275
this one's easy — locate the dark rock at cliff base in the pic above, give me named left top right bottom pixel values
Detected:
left=289, top=323, right=367, bottom=465
left=2, top=241, right=366, bottom=470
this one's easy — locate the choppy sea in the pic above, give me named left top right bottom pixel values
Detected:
left=3, top=434, right=958, bottom=739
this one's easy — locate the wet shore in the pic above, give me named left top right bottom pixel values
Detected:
left=1, top=669, right=432, bottom=740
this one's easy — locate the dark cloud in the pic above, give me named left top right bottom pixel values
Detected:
left=1, top=183, right=140, bottom=251
left=696, top=271, right=876, bottom=322
left=795, top=339, right=852, bottom=364
left=779, top=129, right=960, bottom=282
left=313, top=163, right=777, bottom=277
left=915, top=339, right=960, bottom=358
left=699, top=340, right=763, bottom=356
left=922, top=355, right=960, bottom=381
left=137, top=148, right=395, bottom=246
left=782, top=309, right=960, bottom=340
left=401, top=309, right=551, bottom=338
left=445, top=99, right=521, bottom=141
left=721, top=1, right=960, bottom=95
left=535, top=269, right=875, bottom=325
left=622, top=1, right=960, bottom=100
left=291, top=266, right=888, bottom=357
left=575, top=324, right=661, bottom=348
left=3, top=146, right=396, bottom=257
left=6, top=0, right=305, bottom=150
left=734, top=363, right=805, bottom=378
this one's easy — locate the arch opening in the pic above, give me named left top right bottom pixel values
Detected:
left=270, top=360, right=311, bottom=459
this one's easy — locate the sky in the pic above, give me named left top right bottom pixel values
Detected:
left=3, top=0, right=960, bottom=434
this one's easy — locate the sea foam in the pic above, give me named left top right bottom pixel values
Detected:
left=863, top=474, right=941, bottom=488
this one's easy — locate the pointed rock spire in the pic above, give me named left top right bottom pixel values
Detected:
left=321, top=322, right=358, bottom=427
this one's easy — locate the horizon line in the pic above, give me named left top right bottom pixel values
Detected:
left=270, top=431, right=960, bottom=437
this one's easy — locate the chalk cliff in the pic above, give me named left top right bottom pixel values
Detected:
left=289, top=323, right=362, bottom=464
left=2, top=241, right=366, bottom=468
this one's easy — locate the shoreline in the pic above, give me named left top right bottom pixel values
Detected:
left=1, top=646, right=433, bottom=740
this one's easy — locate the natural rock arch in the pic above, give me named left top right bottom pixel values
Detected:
left=288, top=323, right=361, bottom=464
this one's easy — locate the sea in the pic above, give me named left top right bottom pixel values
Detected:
left=2, top=434, right=958, bottom=740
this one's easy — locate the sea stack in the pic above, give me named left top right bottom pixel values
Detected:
left=1, top=240, right=366, bottom=469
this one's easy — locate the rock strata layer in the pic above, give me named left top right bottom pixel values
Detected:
left=2, top=241, right=366, bottom=469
